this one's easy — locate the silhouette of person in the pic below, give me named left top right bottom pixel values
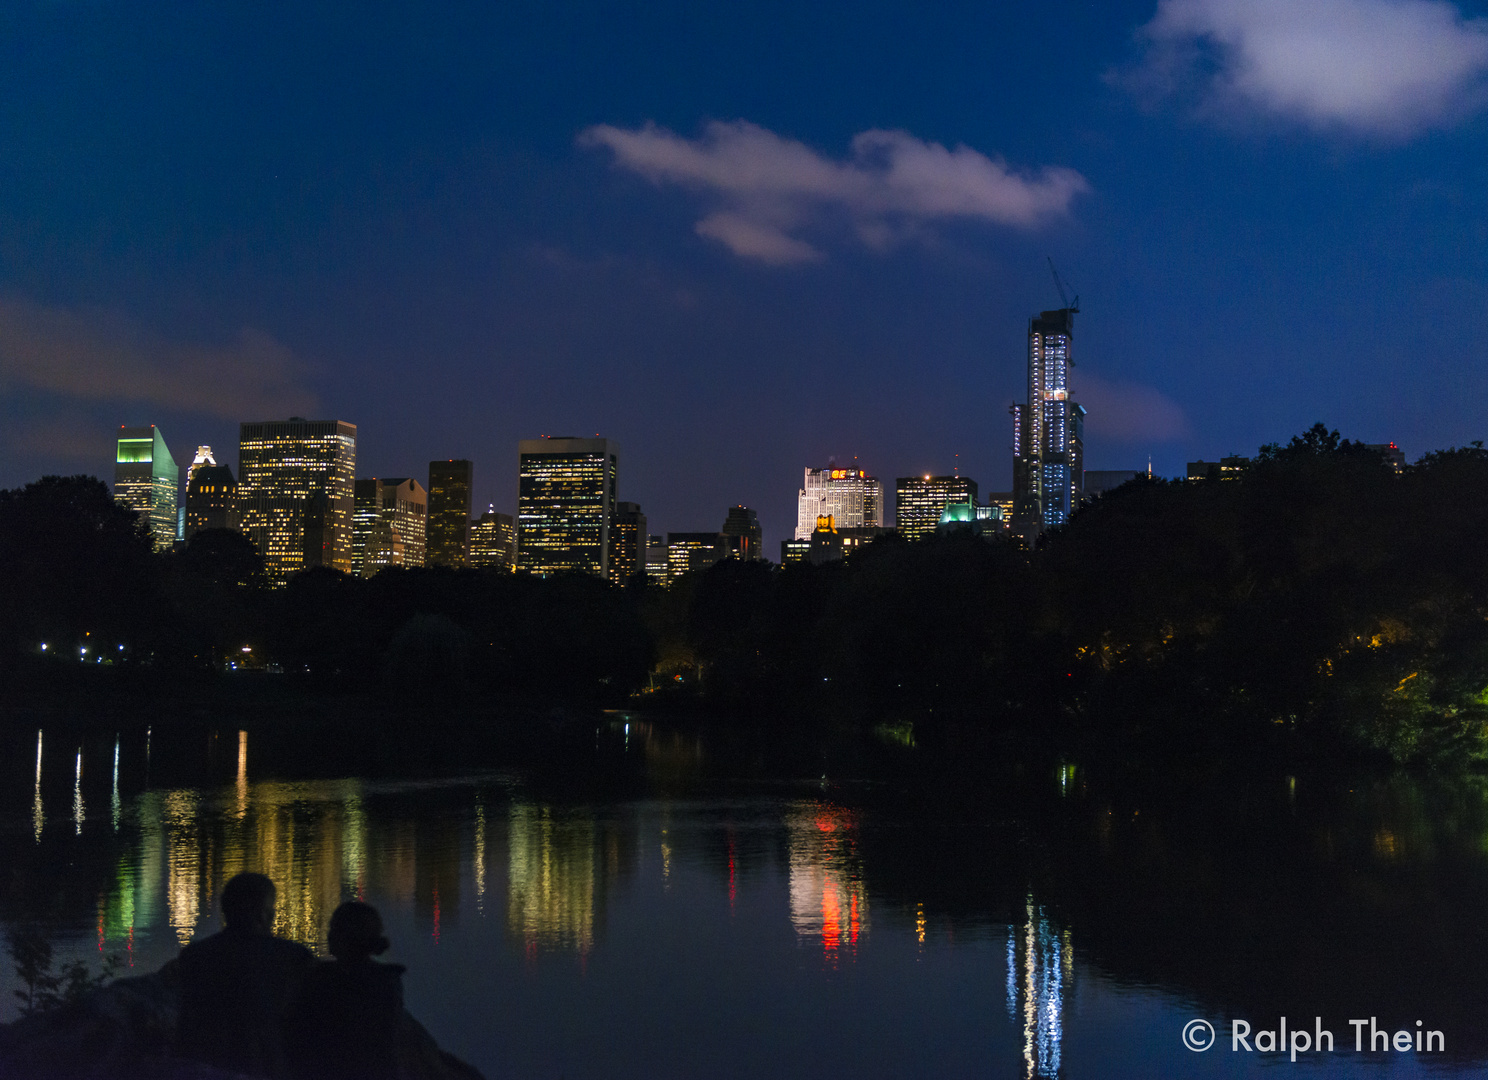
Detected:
left=175, top=872, right=315, bottom=1077
left=285, top=901, right=406, bottom=1080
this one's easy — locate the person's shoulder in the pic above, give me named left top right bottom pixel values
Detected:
left=268, top=935, right=316, bottom=966
left=178, top=928, right=229, bottom=961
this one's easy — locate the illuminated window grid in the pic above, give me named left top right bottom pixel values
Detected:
left=517, top=445, right=615, bottom=578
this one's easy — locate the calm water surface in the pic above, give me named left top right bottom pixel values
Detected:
left=3, top=721, right=1486, bottom=1079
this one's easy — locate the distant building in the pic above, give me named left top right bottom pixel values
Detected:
left=1083, top=470, right=1145, bottom=499
left=1012, top=307, right=1085, bottom=533
left=427, top=459, right=474, bottom=567
left=795, top=467, right=883, bottom=540
left=114, top=425, right=180, bottom=552
left=984, top=490, right=1015, bottom=526
left=722, top=506, right=763, bottom=560
left=470, top=508, right=516, bottom=570
left=936, top=500, right=1003, bottom=537
left=184, top=464, right=240, bottom=541
left=517, top=437, right=618, bottom=578
left=352, top=477, right=427, bottom=576
left=895, top=475, right=978, bottom=542
left=805, top=515, right=884, bottom=565
left=1186, top=457, right=1249, bottom=481
left=1366, top=443, right=1406, bottom=473
left=780, top=538, right=811, bottom=564
left=667, top=532, right=726, bottom=581
left=610, top=502, right=647, bottom=585
left=644, top=534, right=669, bottom=586
left=238, top=418, right=357, bottom=583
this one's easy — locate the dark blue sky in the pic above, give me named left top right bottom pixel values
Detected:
left=3, top=0, right=1486, bottom=549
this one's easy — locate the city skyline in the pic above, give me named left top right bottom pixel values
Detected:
left=2, top=1, right=1484, bottom=557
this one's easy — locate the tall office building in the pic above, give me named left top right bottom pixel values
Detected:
left=795, top=467, right=883, bottom=540
left=722, top=506, right=763, bottom=560
left=895, top=475, right=978, bottom=542
left=470, top=508, right=517, bottom=570
left=609, top=502, right=647, bottom=585
left=183, top=463, right=240, bottom=541
left=114, top=425, right=179, bottom=552
left=352, top=477, right=427, bottom=576
left=238, top=418, right=356, bottom=584
left=517, top=437, right=617, bottom=578
left=1012, top=308, right=1085, bottom=532
left=644, top=534, right=669, bottom=586
left=667, top=532, right=726, bottom=581
left=427, top=459, right=474, bottom=567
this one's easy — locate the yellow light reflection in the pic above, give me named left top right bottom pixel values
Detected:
left=164, top=790, right=201, bottom=946
left=32, top=729, right=43, bottom=843
left=506, top=804, right=595, bottom=953
left=474, top=803, right=486, bottom=916
left=73, top=748, right=84, bottom=835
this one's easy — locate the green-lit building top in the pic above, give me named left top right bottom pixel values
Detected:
left=114, top=425, right=179, bottom=551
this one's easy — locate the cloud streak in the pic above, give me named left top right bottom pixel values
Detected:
left=0, top=297, right=318, bottom=420
left=1078, top=371, right=1190, bottom=443
left=1124, top=0, right=1488, bottom=137
left=581, top=121, right=1090, bottom=263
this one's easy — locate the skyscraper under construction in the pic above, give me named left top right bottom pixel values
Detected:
left=1012, top=307, right=1084, bottom=534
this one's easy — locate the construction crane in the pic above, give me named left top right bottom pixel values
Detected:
left=1046, top=257, right=1079, bottom=313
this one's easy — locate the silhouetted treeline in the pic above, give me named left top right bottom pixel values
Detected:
left=654, top=425, right=1488, bottom=766
left=4, top=426, right=1488, bottom=765
left=0, top=476, right=652, bottom=707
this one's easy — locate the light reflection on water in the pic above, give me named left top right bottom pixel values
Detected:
left=12, top=728, right=1488, bottom=1079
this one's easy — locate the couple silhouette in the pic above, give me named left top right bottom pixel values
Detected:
left=175, top=872, right=406, bottom=1080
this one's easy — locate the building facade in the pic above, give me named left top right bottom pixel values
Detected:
left=795, top=467, right=883, bottom=540
left=517, top=437, right=618, bottom=578
left=470, top=509, right=516, bottom=570
left=237, top=418, right=357, bottom=584
left=427, top=459, right=474, bottom=567
left=609, top=502, right=647, bottom=585
left=1012, top=308, right=1085, bottom=532
left=666, top=532, right=726, bottom=582
left=895, top=475, right=978, bottom=542
left=722, top=506, right=763, bottom=560
left=114, top=425, right=179, bottom=552
left=352, top=477, right=427, bottom=576
left=184, top=464, right=240, bottom=541
left=644, top=534, right=669, bottom=585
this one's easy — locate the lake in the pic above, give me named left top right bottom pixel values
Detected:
left=3, top=717, right=1487, bottom=1078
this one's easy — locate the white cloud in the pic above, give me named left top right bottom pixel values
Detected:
left=1077, top=370, right=1190, bottom=442
left=1127, top=0, right=1488, bottom=136
left=580, top=120, right=1090, bottom=263
left=0, top=297, right=318, bottom=419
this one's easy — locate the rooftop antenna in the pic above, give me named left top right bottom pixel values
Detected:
left=1046, top=256, right=1079, bottom=313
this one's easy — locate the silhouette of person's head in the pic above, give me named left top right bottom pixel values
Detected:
left=221, top=872, right=277, bottom=935
left=327, top=901, right=390, bottom=962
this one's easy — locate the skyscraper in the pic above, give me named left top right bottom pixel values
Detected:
left=1012, top=308, right=1085, bottom=532
left=352, top=477, right=427, bottom=576
left=517, top=437, right=617, bottom=578
left=795, top=467, right=883, bottom=540
left=427, top=459, right=474, bottom=567
left=114, top=425, right=179, bottom=551
left=609, top=502, right=647, bottom=585
left=183, top=463, right=239, bottom=541
left=470, top=508, right=516, bottom=570
left=667, top=532, right=726, bottom=581
left=895, top=475, right=978, bottom=542
left=238, top=418, right=357, bottom=584
left=722, top=506, right=763, bottom=560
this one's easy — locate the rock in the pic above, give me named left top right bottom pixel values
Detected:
left=0, top=968, right=484, bottom=1080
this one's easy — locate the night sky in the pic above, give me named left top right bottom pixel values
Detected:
left=2, top=0, right=1486, bottom=550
